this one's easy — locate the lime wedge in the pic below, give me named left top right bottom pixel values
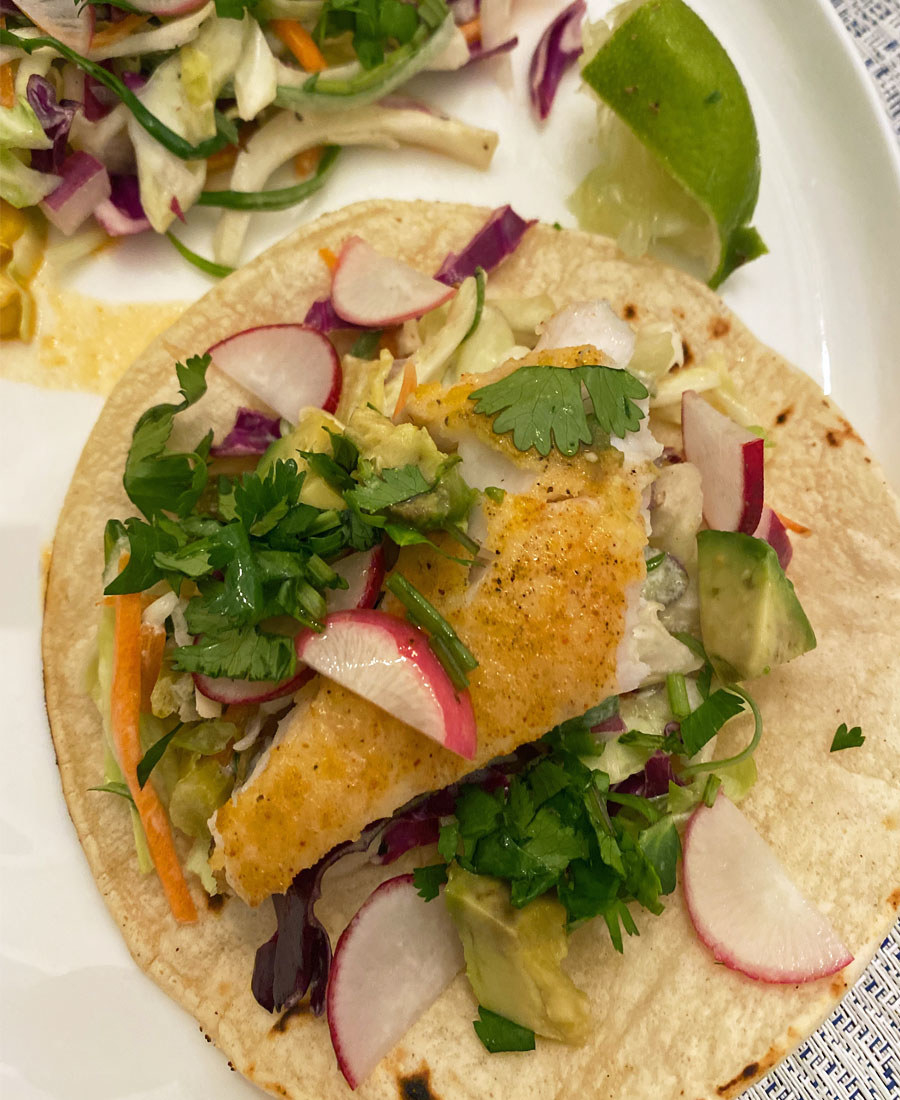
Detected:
left=572, top=0, right=766, bottom=288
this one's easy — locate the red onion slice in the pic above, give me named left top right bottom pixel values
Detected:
left=40, top=152, right=111, bottom=236
left=529, top=0, right=586, bottom=121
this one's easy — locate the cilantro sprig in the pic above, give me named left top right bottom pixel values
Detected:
left=830, top=723, right=865, bottom=752
left=470, top=363, right=648, bottom=457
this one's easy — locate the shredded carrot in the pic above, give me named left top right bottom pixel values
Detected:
left=775, top=510, right=811, bottom=536
left=112, top=582, right=197, bottom=923
left=205, top=145, right=238, bottom=177
left=457, top=17, right=481, bottom=45
left=272, top=20, right=328, bottom=72
left=295, top=145, right=323, bottom=178
left=139, top=623, right=166, bottom=714
left=0, top=18, right=13, bottom=110
left=318, top=246, right=338, bottom=272
left=90, top=13, right=149, bottom=48
left=392, top=360, right=418, bottom=422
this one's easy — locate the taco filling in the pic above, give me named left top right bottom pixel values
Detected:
left=43, top=202, right=898, bottom=1100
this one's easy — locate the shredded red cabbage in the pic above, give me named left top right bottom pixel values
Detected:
left=303, top=296, right=364, bottom=333
left=211, top=407, right=282, bottom=457
left=466, top=35, right=518, bottom=64
left=83, top=69, right=119, bottom=122
left=529, top=0, right=586, bottom=122
left=26, top=75, right=79, bottom=175
left=435, top=205, right=535, bottom=285
left=612, top=751, right=679, bottom=801
left=592, top=713, right=626, bottom=736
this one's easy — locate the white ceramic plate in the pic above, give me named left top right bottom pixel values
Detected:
left=1, top=2, right=898, bottom=1097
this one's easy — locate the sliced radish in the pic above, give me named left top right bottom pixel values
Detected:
left=327, top=874, right=464, bottom=1089
left=295, top=610, right=476, bottom=759
left=753, top=505, right=793, bottom=570
left=130, top=0, right=207, bottom=14
left=681, top=390, right=764, bottom=534
left=327, top=546, right=386, bottom=614
left=683, top=795, right=852, bottom=984
left=208, top=324, right=341, bottom=423
left=193, top=666, right=313, bottom=706
left=331, top=237, right=455, bottom=327
left=16, top=0, right=94, bottom=51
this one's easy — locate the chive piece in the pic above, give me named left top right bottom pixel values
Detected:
left=166, top=233, right=235, bottom=279
left=0, top=29, right=234, bottom=161
left=136, top=724, right=182, bottom=789
left=89, top=781, right=135, bottom=805
left=666, top=672, right=691, bottom=720
left=386, top=573, right=478, bottom=688
left=702, top=774, right=721, bottom=807
left=461, top=266, right=486, bottom=342
left=681, top=685, right=763, bottom=776
left=444, top=523, right=480, bottom=556
left=350, top=329, right=383, bottom=359
left=484, top=486, right=506, bottom=503
left=644, top=551, right=665, bottom=572
left=197, top=146, right=341, bottom=211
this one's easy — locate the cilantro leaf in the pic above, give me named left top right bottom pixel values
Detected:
left=470, top=364, right=590, bottom=457
left=123, top=354, right=212, bottom=519
left=473, top=1007, right=535, bottom=1054
left=678, top=689, right=745, bottom=757
left=104, top=516, right=179, bottom=595
left=346, top=464, right=432, bottom=512
left=470, top=364, right=648, bottom=458
left=232, top=460, right=305, bottom=536
left=830, top=722, right=865, bottom=752
left=172, top=627, right=295, bottom=681
left=412, top=863, right=447, bottom=901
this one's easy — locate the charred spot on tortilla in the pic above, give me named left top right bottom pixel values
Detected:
left=709, top=316, right=731, bottom=339
left=888, top=887, right=900, bottom=909
left=775, top=405, right=793, bottom=425
left=397, top=1066, right=440, bottom=1100
left=682, top=338, right=693, bottom=366
left=623, top=303, right=638, bottom=319
left=205, top=892, right=226, bottom=913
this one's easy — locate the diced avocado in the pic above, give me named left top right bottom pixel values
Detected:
left=697, top=530, right=816, bottom=681
left=444, top=865, right=591, bottom=1044
left=390, top=464, right=477, bottom=530
left=346, top=406, right=445, bottom=481
left=259, top=408, right=345, bottom=511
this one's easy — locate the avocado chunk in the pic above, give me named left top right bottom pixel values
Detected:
left=697, top=530, right=816, bottom=681
left=444, top=865, right=591, bottom=1044
left=258, top=408, right=346, bottom=511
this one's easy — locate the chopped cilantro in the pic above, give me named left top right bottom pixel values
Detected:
left=677, top=689, right=745, bottom=757
left=470, top=363, right=648, bottom=457
left=473, top=1007, right=535, bottom=1054
left=349, top=329, right=382, bottom=359
left=412, top=863, right=448, bottom=901
left=346, top=463, right=432, bottom=512
left=830, top=722, right=865, bottom=752
left=484, top=486, right=506, bottom=503
left=172, top=627, right=296, bottom=682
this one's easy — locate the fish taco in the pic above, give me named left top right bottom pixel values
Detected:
left=42, top=199, right=900, bottom=1099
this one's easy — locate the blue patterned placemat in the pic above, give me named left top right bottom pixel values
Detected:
left=830, top=0, right=900, bottom=135
left=746, top=5, right=900, bottom=1096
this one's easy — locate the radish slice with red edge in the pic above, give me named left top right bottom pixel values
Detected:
left=295, top=609, right=476, bottom=759
left=331, top=237, right=455, bottom=327
left=16, top=0, right=94, bottom=52
left=683, top=795, right=852, bottom=984
left=208, top=324, right=341, bottom=423
left=193, top=665, right=314, bottom=706
left=327, top=545, right=385, bottom=614
left=681, top=390, right=764, bottom=534
left=327, top=873, right=464, bottom=1089
left=753, top=505, right=793, bottom=570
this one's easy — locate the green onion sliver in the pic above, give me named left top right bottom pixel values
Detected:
left=666, top=672, right=691, bottom=720
left=166, top=233, right=235, bottom=279
left=461, top=267, right=486, bottom=342
left=681, top=685, right=762, bottom=776
left=197, top=146, right=341, bottom=211
left=386, top=573, right=477, bottom=690
left=702, top=774, right=722, bottom=807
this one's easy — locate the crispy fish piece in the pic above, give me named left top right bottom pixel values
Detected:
left=213, top=351, right=654, bottom=905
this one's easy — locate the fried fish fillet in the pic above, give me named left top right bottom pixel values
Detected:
left=213, top=349, right=655, bottom=905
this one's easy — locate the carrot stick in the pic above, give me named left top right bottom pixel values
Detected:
left=112, top=586, right=197, bottom=923
left=0, top=18, right=14, bottom=109
left=457, top=17, right=481, bottom=45
left=775, top=510, right=811, bottom=535
left=139, top=623, right=166, bottom=714
left=205, top=144, right=238, bottom=176
left=271, top=20, right=328, bottom=72
left=90, top=13, right=149, bottom=48
left=392, top=360, right=418, bottom=422
left=318, top=246, right=338, bottom=271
